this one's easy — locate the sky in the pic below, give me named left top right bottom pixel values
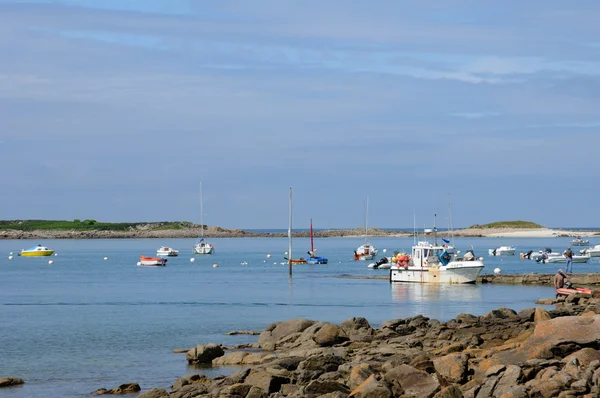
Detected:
left=0, top=1, right=599, bottom=229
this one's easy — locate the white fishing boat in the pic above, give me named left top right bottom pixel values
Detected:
left=390, top=241, right=484, bottom=284
left=488, top=246, right=516, bottom=256
left=570, top=237, right=589, bottom=246
left=580, top=244, right=600, bottom=257
left=354, top=197, right=377, bottom=260
left=193, top=181, right=215, bottom=255
left=157, top=246, right=179, bottom=256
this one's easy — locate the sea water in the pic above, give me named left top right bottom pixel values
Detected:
left=0, top=236, right=596, bottom=397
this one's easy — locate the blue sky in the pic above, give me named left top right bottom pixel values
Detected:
left=1, top=1, right=599, bottom=229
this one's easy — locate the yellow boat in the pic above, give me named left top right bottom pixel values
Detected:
left=20, top=245, right=55, bottom=257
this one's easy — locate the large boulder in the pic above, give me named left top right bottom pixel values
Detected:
left=186, top=343, right=224, bottom=364
left=433, top=353, right=469, bottom=384
left=474, top=315, right=600, bottom=377
left=258, top=319, right=316, bottom=350
left=340, top=317, right=374, bottom=341
left=348, top=375, right=391, bottom=398
left=348, top=363, right=377, bottom=390
left=314, top=323, right=350, bottom=347
left=244, top=369, right=289, bottom=394
left=0, top=377, right=24, bottom=388
left=384, top=364, right=440, bottom=397
left=137, top=388, right=169, bottom=398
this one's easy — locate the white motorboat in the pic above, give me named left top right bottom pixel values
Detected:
left=20, top=244, right=55, bottom=257
left=390, top=241, right=484, bottom=284
left=488, top=246, right=516, bottom=256
left=570, top=237, right=589, bottom=246
left=580, top=244, right=600, bottom=257
left=193, top=181, right=215, bottom=255
left=157, top=246, right=179, bottom=256
left=543, top=252, right=590, bottom=264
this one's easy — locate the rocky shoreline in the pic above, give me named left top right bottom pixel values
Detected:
left=1, top=226, right=598, bottom=240
left=39, top=290, right=594, bottom=397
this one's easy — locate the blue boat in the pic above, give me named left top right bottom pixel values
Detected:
left=306, top=219, right=328, bottom=264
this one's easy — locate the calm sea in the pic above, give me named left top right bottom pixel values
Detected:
left=1, top=236, right=597, bottom=397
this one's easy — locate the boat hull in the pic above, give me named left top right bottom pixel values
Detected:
left=556, top=287, right=593, bottom=297
left=306, top=257, right=328, bottom=264
left=139, top=256, right=167, bottom=267
left=20, top=250, right=54, bottom=257
left=193, top=244, right=214, bottom=255
left=157, top=250, right=179, bottom=257
left=545, top=255, right=590, bottom=264
left=390, top=262, right=484, bottom=284
left=488, top=248, right=515, bottom=256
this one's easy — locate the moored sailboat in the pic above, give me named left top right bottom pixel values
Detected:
left=354, top=197, right=377, bottom=260
left=193, top=181, right=215, bottom=255
left=306, top=219, right=328, bottom=264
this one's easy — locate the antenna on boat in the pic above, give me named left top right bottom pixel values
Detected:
left=448, top=193, right=455, bottom=247
left=413, top=210, right=416, bottom=246
left=365, top=196, right=369, bottom=243
left=288, top=187, right=293, bottom=277
left=434, top=213, right=438, bottom=246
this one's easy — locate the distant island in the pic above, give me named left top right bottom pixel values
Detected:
left=0, top=219, right=597, bottom=240
left=467, top=220, right=544, bottom=229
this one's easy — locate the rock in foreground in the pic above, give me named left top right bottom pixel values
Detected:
left=141, top=292, right=600, bottom=397
left=91, top=383, right=140, bottom=395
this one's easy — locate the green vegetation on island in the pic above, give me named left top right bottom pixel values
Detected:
left=468, top=220, right=544, bottom=229
left=0, top=220, right=197, bottom=231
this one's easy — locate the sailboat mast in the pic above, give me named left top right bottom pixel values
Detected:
left=310, top=218, right=314, bottom=253
left=200, top=181, right=204, bottom=239
left=448, top=193, right=455, bottom=247
left=288, top=187, right=293, bottom=276
left=365, top=196, right=369, bottom=243
left=433, top=213, right=438, bottom=246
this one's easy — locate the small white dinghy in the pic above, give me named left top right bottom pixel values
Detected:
left=157, top=246, right=179, bottom=256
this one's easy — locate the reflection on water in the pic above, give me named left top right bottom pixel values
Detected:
left=390, top=283, right=483, bottom=321
left=391, top=282, right=482, bottom=304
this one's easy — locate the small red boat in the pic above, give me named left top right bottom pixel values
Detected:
left=139, top=255, right=167, bottom=267
left=556, top=287, right=592, bottom=297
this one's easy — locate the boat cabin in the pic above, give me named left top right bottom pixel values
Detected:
left=412, top=241, right=453, bottom=267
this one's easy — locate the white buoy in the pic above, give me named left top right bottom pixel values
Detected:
left=54, top=253, right=58, bottom=256
left=190, top=258, right=195, bottom=263
left=494, top=268, right=501, bottom=275
left=137, top=261, right=142, bottom=266
left=266, top=254, right=272, bottom=258
left=8, top=255, right=13, bottom=260
left=263, top=260, right=266, bottom=263
left=284, top=251, right=288, bottom=255
left=48, top=260, right=54, bottom=264
left=9, top=252, right=13, bottom=255
left=383, top=249, right=387, bottom=253
left=213, top=263, right=218, bottom=268
left=104, top=257, right=108, bottom=261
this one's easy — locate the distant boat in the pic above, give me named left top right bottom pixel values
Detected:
left=193, top=181, right=215, bottom=255
left=354, top=197, right=378, bottom=261
left=306, top=219, right=328, bottom=264
left=488, top=246, right=516, bottom=256
left=285, top=188, right=307, bottom=265
left=570, top=237, right=589, bottom=246
left=20, top=245, right=54, bottom=257
left=157, top=247, right=179, bottom=256
left=139, top=255, right=167, bottom=267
